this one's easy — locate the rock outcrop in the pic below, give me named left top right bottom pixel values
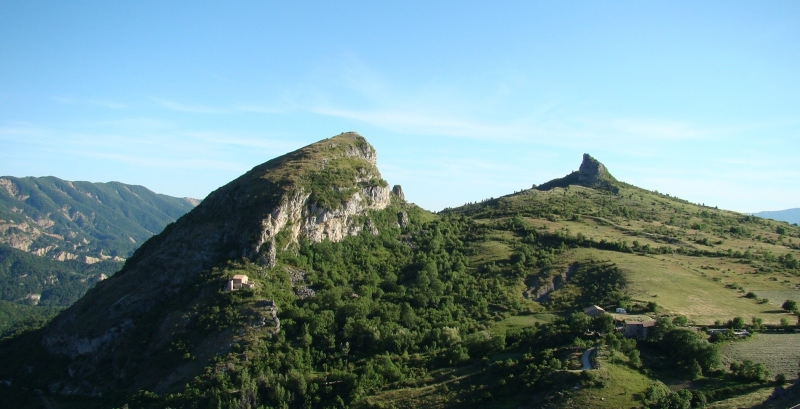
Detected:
left=392, top=185, right=405, bottom=200
left=524, top=263, right=577, bottom=302
left=535, top=153, right=619, bottom=193
left=577, top=154, right=611, bottom=185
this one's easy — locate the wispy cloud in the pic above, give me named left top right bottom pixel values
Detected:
left=0, top=123, right=46, bottom=137
left=65, top=149, right=246, bottom=172
left=52, top=96, right=127, bottom=109
left=235, top=104, right=287, bottom=114
left=312, top=106, right=527, bottom=141
left=92, top=117, right=173, bottom=128
left=153, top=98, right=228, bottom=114
left=602, top=118, right=709, bottom=140
left=183, top=131, right=302, bottom=152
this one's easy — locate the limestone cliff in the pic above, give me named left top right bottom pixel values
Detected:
left=39, top=132, right=402, bottom=394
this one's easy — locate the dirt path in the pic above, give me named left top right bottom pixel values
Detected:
left=581, top=347, right=595, bottom=370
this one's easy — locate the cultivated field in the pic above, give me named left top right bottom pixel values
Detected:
left=720, top=333, right=800, bottom=380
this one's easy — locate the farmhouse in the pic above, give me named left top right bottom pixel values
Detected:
left=584, top=305, right=605, bottom=317
left=623, top=320, right=656, bottom=339
left=225, top=274, right=255, bottom=292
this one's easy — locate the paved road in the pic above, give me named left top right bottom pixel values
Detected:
left=581, top=347, right=595, bottom=370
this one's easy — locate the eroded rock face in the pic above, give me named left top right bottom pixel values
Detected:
left=397, top=211, right=410, bottom=228
left=251, top=136, right=392, bottom=261
left=578, top=153, right=610, bottom=185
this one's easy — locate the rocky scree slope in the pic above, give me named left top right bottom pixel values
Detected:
left=40, top=132, right=403, bottom=394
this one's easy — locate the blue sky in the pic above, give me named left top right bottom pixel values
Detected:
left=1, top=2, right=798, bottom=213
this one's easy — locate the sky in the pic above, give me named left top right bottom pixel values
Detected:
left=1, top=2, right=799, bottom=213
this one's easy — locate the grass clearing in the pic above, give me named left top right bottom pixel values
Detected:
left=565, top=249, right=797, bottom=325
left=469, top=239, right=513, bottom=265
left=564, top=360, right=652, bottom=409
left=493, top=313, right=557, bottom=334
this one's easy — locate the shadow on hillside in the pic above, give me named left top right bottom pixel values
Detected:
left=750, top=380, right=800, bottom=409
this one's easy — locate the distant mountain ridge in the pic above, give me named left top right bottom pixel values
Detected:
left=753, top=208, right=800, bottom=225
left=0, top=176, right=198, bottom=263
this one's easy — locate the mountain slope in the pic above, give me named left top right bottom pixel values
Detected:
left=35, top=132, right=408, bottom=394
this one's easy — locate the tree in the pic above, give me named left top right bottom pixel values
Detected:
left=660, top=328, right=719, bottom=374
left=731, top=360, right=770, bottom=382
left=649, top=316, right=675, bottom=342
left=628, top=349, right=642, bottom=369
left=672, top=315, right=689, bottom=327
left=690, top=359, right=703, bottom=380
left=592, top=313, right=615, bottom=333
left=730, top=316, right=745, bottom=329
left=567, top=312, right=592, bottom=335
left=781, top=299, right=798, bottom=313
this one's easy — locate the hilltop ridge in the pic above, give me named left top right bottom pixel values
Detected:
left=535, top=153, right=619, bottom=193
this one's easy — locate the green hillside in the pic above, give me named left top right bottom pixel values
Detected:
left=0, top=144, right=798, bottom=409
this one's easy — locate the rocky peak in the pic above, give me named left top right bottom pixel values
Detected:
left=392, top=184, right=405, bottom=200
left=535, top=153, right=618, bottom=193
left=578, top=153, right=613, bottom=185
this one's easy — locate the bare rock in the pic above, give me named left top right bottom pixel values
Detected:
left=392, top=184, right=405, bottom=200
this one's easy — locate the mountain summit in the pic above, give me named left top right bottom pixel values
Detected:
left=39, top=132, right=405, bottom=394
left=536, top=153, right=619, bottom=193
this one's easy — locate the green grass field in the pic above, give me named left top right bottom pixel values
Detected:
left=493, top=313, right=558, bottom=335
left=562, top=358, right=653, bottom=408
left=557, top=248, right=798, bottom=325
